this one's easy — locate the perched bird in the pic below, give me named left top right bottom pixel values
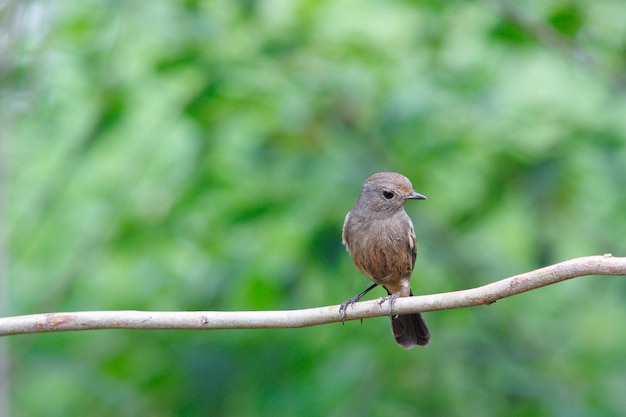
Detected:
left=340, top=172, right=430, bottom=348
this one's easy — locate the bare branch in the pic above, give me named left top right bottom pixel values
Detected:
left=1, top=255, right=624, bottom=337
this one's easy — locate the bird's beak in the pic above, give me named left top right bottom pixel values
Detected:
left=406, top=191, right=427, bottom=200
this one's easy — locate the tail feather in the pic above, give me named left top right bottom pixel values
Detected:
left=391, top=312, right=430, bottom=349
left=387, top=287, right=430, bottom=348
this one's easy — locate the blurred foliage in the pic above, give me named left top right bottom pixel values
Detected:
left=3, top=0, right=626, bottom=416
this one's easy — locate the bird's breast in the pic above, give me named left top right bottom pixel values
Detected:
left=345, top=213, right=415, bottom=285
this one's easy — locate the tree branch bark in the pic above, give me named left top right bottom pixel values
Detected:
left=1, top=255, right=624, bottom=337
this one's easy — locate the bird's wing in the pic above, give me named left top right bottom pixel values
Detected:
left=408, top=221, right=417, bottom=269
left=341, top=211, right=352, bottom=253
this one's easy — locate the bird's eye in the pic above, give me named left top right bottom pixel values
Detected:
left=382, top=191, right=394, bottom=199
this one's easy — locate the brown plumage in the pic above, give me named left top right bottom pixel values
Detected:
left=341, top=172, right=430, bottom=348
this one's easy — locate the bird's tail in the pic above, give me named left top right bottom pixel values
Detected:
left=388, top=287, right=430, bottom=348
left=391, top=312, right=430, bottom=348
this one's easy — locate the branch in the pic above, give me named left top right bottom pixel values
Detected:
left=1, top=255, right=624, bottom=337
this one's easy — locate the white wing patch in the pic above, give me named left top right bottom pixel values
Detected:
left=408, top=223, right=416, bottom=251
left=341, top=211, right=351, bottom=253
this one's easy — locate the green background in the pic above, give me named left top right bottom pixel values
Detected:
left=3, top=1, right=626, bottom=416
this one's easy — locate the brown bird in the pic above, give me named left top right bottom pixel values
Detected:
left=340, top=172, right=430, bottom=348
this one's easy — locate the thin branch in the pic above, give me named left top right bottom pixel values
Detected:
left=1, top=255, right=624, bottom=337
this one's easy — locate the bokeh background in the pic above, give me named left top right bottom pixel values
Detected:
left=2, top=1, right=626, bottom=416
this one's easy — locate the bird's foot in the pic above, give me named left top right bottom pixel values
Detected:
left=339, top=283, right=379, bottom=325
left=339, top=297, right=361, bottom=325
left=378, top=293, right=400, bottom=317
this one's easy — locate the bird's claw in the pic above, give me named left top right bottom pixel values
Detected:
left=378, top=293, right=399, bottom=317
left=339, top=297, right=360, bottom=325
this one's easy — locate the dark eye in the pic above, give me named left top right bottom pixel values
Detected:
left=382, top=191, right=394, bottom=199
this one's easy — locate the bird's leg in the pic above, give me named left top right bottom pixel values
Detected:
left=378, top=292, right=400, bottom=318
left=380, top=284, right=411, bottom=318
left=339, top=283, right=378, bottom=324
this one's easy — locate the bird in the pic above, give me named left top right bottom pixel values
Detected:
left=340, top=172, right=430, bottom=348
